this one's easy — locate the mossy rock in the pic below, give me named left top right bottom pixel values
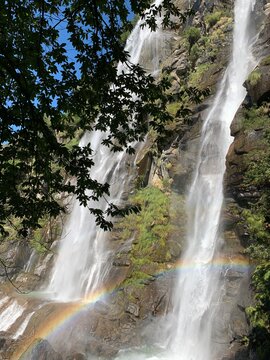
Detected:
left=247, top=69, right=262, bottom=87
left=114, top=186, right=186, bottom=289
left=189, top=62, right=222, bottom=91
left=245, top=65, right=270, bottom=104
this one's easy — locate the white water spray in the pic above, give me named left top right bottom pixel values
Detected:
left=46, top=0, right=169, bottom=302
left=0, top=300, right=25, bottom=332
left=13, top=311, right=35, bottom=339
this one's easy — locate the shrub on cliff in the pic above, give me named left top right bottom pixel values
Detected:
left=247, top=263, right=270, bottom=360
left=205, top=11, right=223, bottom=28
left=184, top=26, right=201, bottom=49
left=240, top=104, right=270, bottom=359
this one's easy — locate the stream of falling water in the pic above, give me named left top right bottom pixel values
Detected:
left=116, top=0, right=257, bottom=359
left=167, top=1, right=257, bottom=359
left=45, top=0, right=168, bottom=302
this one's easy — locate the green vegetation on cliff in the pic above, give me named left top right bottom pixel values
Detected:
left=238, top=105, right=270, bottom=359
left=241, top=105, right=270, bottom=131
left=246, top=263, right=270, bottom=360
left=183, top=13, right=232, bottom=90
left=205, top=11, right=223, bottom=28
left=115, top=186, right=185, bottom=287
left=260, top=55, right=270, bottom=66
left=116, top=186, right=171, bottom=286
left=184, top=26, right=201, bottom=49
left=247, top=69, right=263, bottom=87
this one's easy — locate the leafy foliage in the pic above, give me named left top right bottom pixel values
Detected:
left=243, top=108, right=270, bottom=199
left=239, top=104, right=270, bottom=358
left=260, top=55, right=270, bottom=67
left=188, top=13, right=232, bottom=70
left=247, top=69, right=262, bottom=86
left=0, top=0, right=189, bottom=236
left=243, top=209, right=270, bottom=261
left=243, top=210, right=270, bottom=245
left=184, top=26, right=201, bottom=49
left=189, top=43, right=200, bottom=67
left=246, top=263, right=270, bottom=360
left=188, top=63, right=211, bottom=88
left=241, top=106, right=270, bottom=131
left=205, top=11, right=223, bottom=27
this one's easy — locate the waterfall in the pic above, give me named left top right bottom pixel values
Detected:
left=166, top=0, right=257, bottom=359
left=0, top=300, right=25, bottom=332
left=45, top=0, right=168, bottom=302
left=116, top=1, right=258, bottom=359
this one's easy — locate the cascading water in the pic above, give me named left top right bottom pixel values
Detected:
left=45, top=131, right=131, bottom=301
left=166, top=0, right=257, bottom=359
left=46, top=0, right=168, bottom=302
left=13, top=312, right=35, bottom=340
left=116, top=0, right=258, bottom=359
left=0, top=300, right=25, bottom=332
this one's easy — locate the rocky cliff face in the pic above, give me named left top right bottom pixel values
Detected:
left=0, top=1, right=269, bottom=360
left=224, top=2, right=270, bottom=358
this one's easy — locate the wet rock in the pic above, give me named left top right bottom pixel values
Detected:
left=222, top=202, right=240, bottom=230
left=0, top=332, right=10, bottom=352
left=233, top=130, right=264, bottom=155
left=65, top=353, right=86, bottom=360
left=175, top=58, right=189, bottom=77
left=13, top=242, right=32, bottom=270
left=230, top=116, right=243, bottom=136
left=222, top=344, right=250, bottom=360
left=245, top=64, right=270, bottom=105
left=33, top=252, right=54, bottom=278
left=167, top=240, right=182, bottom=258
left=266, top=2, right=270, bottom=15
left=225, top=269, right=245, bottom=282
left=136, top=151, right=153, bottom=187
left=86, top=339, right=118, bottom=359
left=0, top=333, right=18, bottom=360
left=225, top=125, right=266, bottom=205
left=254, top=4, right=270, bottom=60
left=0, top=337, right=6, bottom=350
left=126, top=303, right=140, bottom=317
left=14, top=272, right=41, bottom=292
left=113, top=258, right=131, bottom=267
left=19, top=339, right=63, bottom=360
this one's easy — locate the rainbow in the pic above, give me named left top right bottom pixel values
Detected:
left=12, top=255, right=251, bottom=359
left=174, top=255, right=251, bottom=271
left=11, top=285, right=117, bottom=360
